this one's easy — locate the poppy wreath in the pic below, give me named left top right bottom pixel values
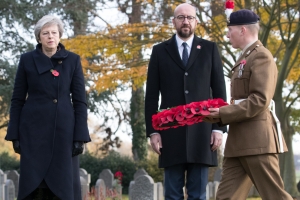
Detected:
left=152, top=98, right=228, bottom=130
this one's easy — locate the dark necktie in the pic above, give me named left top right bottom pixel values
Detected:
left=182, top=42, right=188, bottom=66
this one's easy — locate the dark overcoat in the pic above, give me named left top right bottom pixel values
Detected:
left=5, top=43, right=91, bottom=200
left=145, top=35, right=227, bottom=168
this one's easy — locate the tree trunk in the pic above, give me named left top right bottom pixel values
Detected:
left=279, top=113, right=298, bottom=196
left=130, top=87, right=147, bottom=161
left=274, top=44, right=299, bottom=196
left=129, top=0, right=147, bottom=161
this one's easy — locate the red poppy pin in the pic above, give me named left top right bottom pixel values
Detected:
left=238, top=60, right=246, bottom=78
left=50, top=69, right=59, bottom=77
left=197, top=45, right=201, bottom=49
left=240, top=60, right=246, bottom=65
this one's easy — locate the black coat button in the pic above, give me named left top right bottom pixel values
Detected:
left=53, top=99, right=58, bottom=103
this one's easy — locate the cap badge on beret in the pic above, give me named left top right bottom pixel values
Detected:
left=227, top=9, right=260, bottom=26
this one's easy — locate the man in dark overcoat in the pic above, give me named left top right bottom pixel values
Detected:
left=5, top=15, right=91, bottom=200
left=144, top=3, right=227, bottom=200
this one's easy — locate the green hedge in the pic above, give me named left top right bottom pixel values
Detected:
left=0, top=152, right=20, bottom=172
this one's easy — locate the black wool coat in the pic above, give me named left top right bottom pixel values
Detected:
left=5, top=43, right=91, bottom=200
left=145, top=35, right=227, bottom=168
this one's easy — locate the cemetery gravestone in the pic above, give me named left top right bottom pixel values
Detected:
left=79, top=168, right=91, bottom=193
left=95, top=179, right=106, bottom=200
left=0, top=170, right=7, bottom=200
left=4, top=179, right=14, bottom=200
left=99, top=169, right=114, bottom=189
left=133, top=168, right=148, bottom=180
left=5, top=170, right=19, bottom=198
left=130, top=175, right=157, bottom=200
left=80, top=177, right=88, bottom=200
left=156, top=182, right=164, bottom=200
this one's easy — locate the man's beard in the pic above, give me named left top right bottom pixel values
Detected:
left=177, top=25, right=193, bottom=38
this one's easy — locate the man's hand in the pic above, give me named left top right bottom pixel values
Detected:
left=150, top=134, right=162, bottom=155
left=211, top=131, right=223, bottom=152
left=207, top=108, right=220, bottom=118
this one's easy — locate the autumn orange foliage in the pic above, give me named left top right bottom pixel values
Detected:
left=63, top=23, right=173, bottom=93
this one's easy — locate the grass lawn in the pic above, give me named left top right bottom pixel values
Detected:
left=104, top=195, right=262, bottom=200
left=101, top=195, right=262, bottom=200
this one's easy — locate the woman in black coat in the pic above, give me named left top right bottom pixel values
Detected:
left=5, top=15, right=91, bottom=200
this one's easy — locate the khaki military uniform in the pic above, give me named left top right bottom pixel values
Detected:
left=216, top=40, right=293, bottom=200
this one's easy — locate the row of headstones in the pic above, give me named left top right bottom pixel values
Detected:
left=81, top=168, right=124, bottom=199
left=91, top=168, right=261, bottom=200
left=1, top=168, right=112, bottom=200
left=2, top=167, right=261, bottom=200
left=93, top=168, right=164, bottom=200
left=1, top=169, right=92, bottom=200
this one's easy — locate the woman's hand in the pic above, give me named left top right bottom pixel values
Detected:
left=12, top=140, right=21, bottom=154
left=72, top=141, right=84, bottom=157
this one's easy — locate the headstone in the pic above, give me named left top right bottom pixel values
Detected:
left=213, top=181, right=219, bottom=199
left=0, top=170, right=7, bottom=200
left=80, top=177, right=88, bottom=200
left=133, top=168, right=148, bottom=180
left=95, top=179, right=106, bottom=200
left=79, top=168, right=91, bottom=185
left=156, top=182, right=164, bottom=200
left=213, top=168, right=222, bottom=182
left=128, top=180, right=135, bottom=199
left=79, top=169, right=91, bottom=187
left=206, top=182, right=213, bottom=200
left=130, top=175, right=157, bottom=200
left=4, top=179, right=15, bottom=200
left=5, top=170, right=19, bottom=198
left=99, top=169, right=114, bottom=189
left=206, top=182, right=209, bottom=200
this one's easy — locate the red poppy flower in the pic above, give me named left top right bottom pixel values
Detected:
left=114, top=171, right=123, bottom=184
left=240, top=60, right=246, bottom=65
left=152, top=98, right=228, bottom=130
left=50, top=69, right=59, bottom=76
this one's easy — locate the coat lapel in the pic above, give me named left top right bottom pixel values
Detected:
left=165, top=35, right=186, bottom=70
left=232, top=40, right=262, bottom=70
left=33, top=46, right=54, bottom=75
left=33, top=43, right=69, bottom=74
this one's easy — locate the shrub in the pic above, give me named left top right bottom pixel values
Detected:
left=0, top=152, right=20, bottom=172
